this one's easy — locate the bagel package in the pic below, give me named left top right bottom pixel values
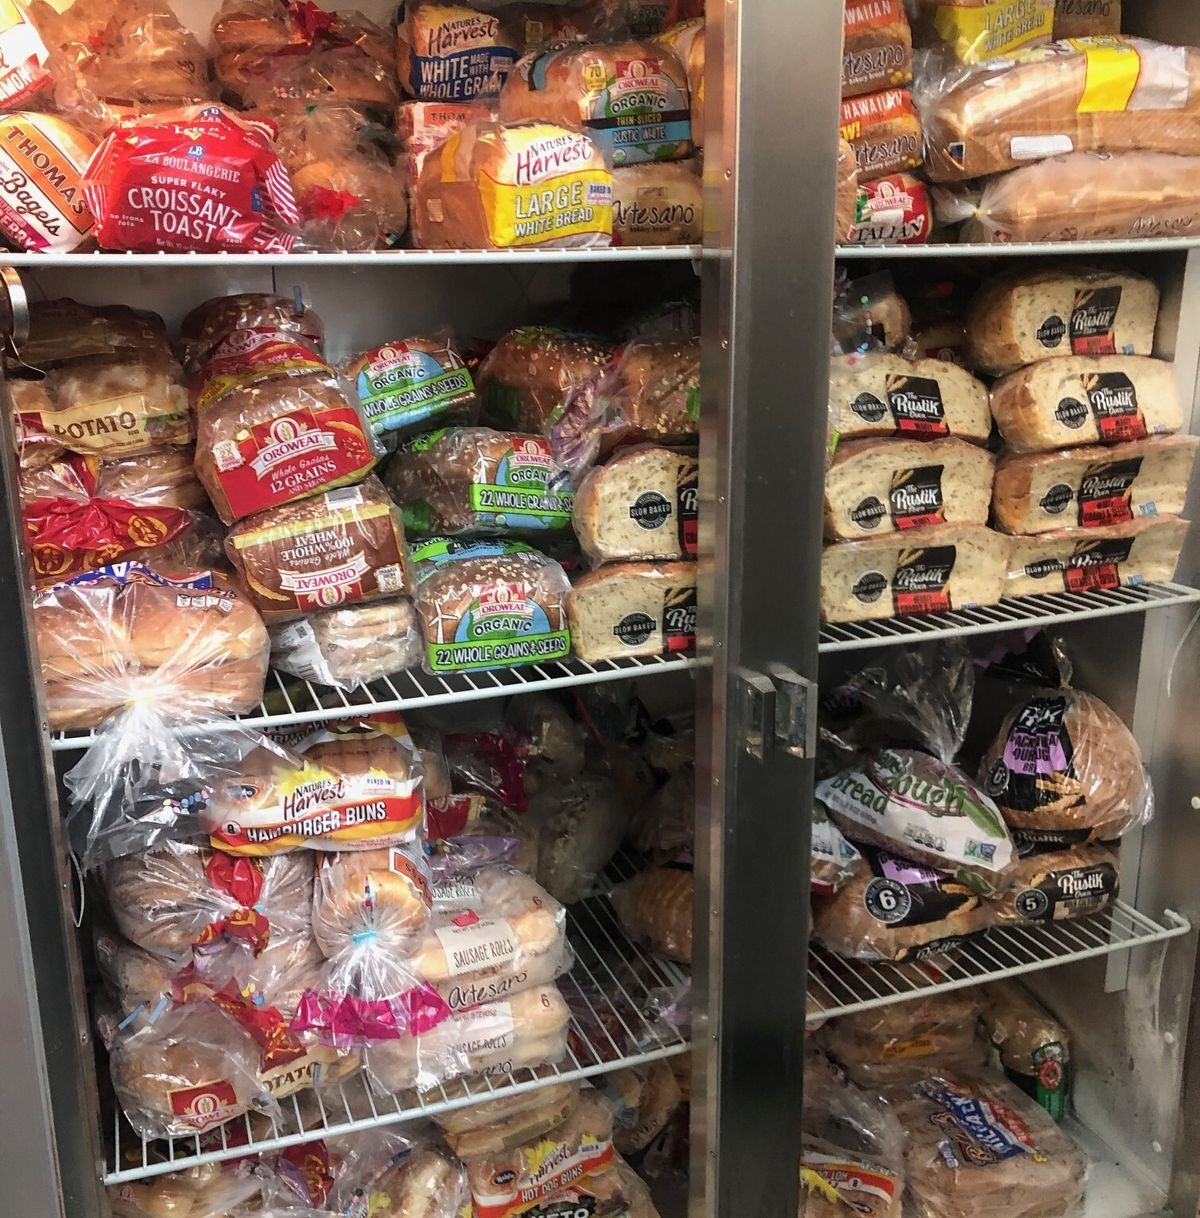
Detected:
left=0, top=112, right=96, bottom=252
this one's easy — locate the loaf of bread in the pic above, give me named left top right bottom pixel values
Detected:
left=836, top=138, right=859, bottom=241
left=397, top=4, right=520, bottom=101
left=842, top=0, right=912, bottom=98
left=179, top=292, right=324, bottom=373
left=991, top=355, right=1182, bottom=451
left=830, top=355, right=990, bottom=444
left=835, top=275, right=912, bottom=353
left=912, top=0, right=1054, bottom=63
left=572, top=446, right=698, bottom=565
left=821, top=524, right=1012, bottom=623
left=1055, top=0, right=1121, bottom=37
left=655, top=18, right=705, bottom=144
left=613, top=159, right=703, bottom=246
left=992, top=435, right=1199, bottom=534
left=825, top=438, right=995, bottom=540
left=93, top=929, right=176, bottom=1010
left=921, top=36, right=1200, bottom=183
left=94, top=448, right=210, bottom=512
left=435, top=1080, right=580, bottom=1158
left=966, top=268, right=1159, bottom=376
left=1006, top=515, right=1190, bottom=596
left=845, top=171, right=933, bottom=245
left=567, top=561, right=696, bottom=662
left=600, top=337, right=701, bottom=443
left=911, top=320, right=969, bottom=365
left=989, top=844, right=1119, bottom=924
left=981, top=983, right=1071, bottom=1119
left=612, top=861, right=692, bottom=962
left=840, top=87, right=923, bottom=178
left=980, top=688, right=1147, bottom=845
left=18, top=299, right=173, bottom=370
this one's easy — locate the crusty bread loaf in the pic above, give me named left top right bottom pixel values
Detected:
left=1054, top=0, right=1120, bottom=37
left=990, top=844, right=1118, bottom=924
left=612, top=862, right=692, bottom=962
left=567, top=560, right=696, bottom=661
left=1006, top=515, right=1189, bottom=596
left=966, top=268, right=1158, bottom=376
left=921, top=36, right=1200, bottom=183
left=991, top=435, right=1199, bottom=534
left=825, top=438, right=995, bottom=541
left=821, top=524, right=1011, bottom=623
left=991, top=356, right=1182, bottom=452
left=835, top=138, right=858, bottom=242
left=612, top=159, right=702, bottom=246
left=911, top=320, right=969, bottom=365
left=842, top=0, right=912, bottom=98
left=839, top=87, right=923, bottom=178
left=830, top=355, right=990, bottom=444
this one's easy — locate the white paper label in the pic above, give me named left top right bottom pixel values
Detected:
left=433, top=877, right=482, bottom=912
left=1009, top=134, right=1074, bottom=160
left=451, top=1001, right=516, bottom=1059
left=433, top=916, right=518, bottom=976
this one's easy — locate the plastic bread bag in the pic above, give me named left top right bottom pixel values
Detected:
left=627, top=764, right=694, bottom=857
left=506, top=692, right=588, bottom=790
left=835, top=137, right=858, bottom=243
left=434, top=1079, right=581, bottom=1158
left=180, top=293, right=325, bottom=376
left=594, top=1059, right=683, bottom=1155
left=108, top=997, right=279, bottom=1140
left=811, top=804, right=862, bottom=896
left=94, top=924, right=177, bottom=1011
left=888, top=1071, right=1087, bottom=1218
left=106, top=1159, right=264, bottom=1218
left=982, top=982, right=1071, bottom=1120
left=528, top=772, right=630, bottom=904
left=322, top=1128, right=469, bottom=1218
left=832, top=271, right=912, bottom=357
left=990, top=843, right=1119, bottom=925
left=396, top=3, right=521, bottom=101
left=428, top=802, right=541, bottom=885
left=909, top=1, right=1053, bottom=67
left=612, top=854, right=693, bottom=963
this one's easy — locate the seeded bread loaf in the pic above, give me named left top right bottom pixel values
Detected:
left=821, top=524, right=1011, bottom=623
left=567, top=561, right=696, bottom=661
left=992, top=435, right=1199, bottom=534
left=966, top=268, right=1159, bottom=376
left=991, top=355, right=1182, bottom=452
left=572, top=446, right=697, bottom=565
left=1006, top=515, right=1189, bottom=597
left=825, top=437, right=995, bottom=541
left=830, top=354, right=991, bottom=444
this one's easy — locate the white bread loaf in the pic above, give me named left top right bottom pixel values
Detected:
left=966, top=268, right=1159, bottom=375
left=830, top=354, right=991, bottom=444
left=825, top=437, right=995, bottom=541
left=991, top=356, right=1181, bottom=452
left=1007, top=515, right=1189, bottom=596
left=567, top=561, right=696, bottom=661
left=821, top=524, right=1011, bottom=623
left=992, top=435, right=1199, bottom=534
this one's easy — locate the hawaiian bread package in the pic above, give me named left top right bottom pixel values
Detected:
left=842, top=0, right=913, bottom=98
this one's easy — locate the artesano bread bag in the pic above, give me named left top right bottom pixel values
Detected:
left=842, top=0, right=913, bottom=98
left=1055, top=0, right=1121, bottom=38
left=612, top=159, right=702, bottom=245
left=839, top=87, right=923, bottom=179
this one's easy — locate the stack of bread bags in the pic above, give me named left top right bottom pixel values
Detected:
left=972, top=266, right=1195, bottom=595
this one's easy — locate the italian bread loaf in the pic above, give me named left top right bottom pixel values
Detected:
left=830, top=354, right=991, bottom=444
left=1006, top=515, right=1190, bottom=596
left=992, top=435, right=1199, bottom=534
left=821, top=524, right=1012, bottom=623
left=991, top=355, right=1182, bottom=451
left=825, top=437, right=995, bottom=540
left=966, top=268, right=1159, bottom=375
left=567, top=560, right=696, bottom=661
left=921, top=36, right=1200, bottom=183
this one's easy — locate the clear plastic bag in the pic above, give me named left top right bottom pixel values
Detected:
left=529, top=773, right=630, bottom=904
left=179, top=292, right=325, bottom=376
left=434, top=1079, right=580, bottom=1158
left=428, top=802, right=540, bottom=883
left=324, top=1129, right=470, bottom=1218
left=990, top=844, right=1119, bottom=924
left=597, top=1059, right=683, bottom=1154
left=810, top=804, right=862, bottom=896
left=507, top=693, right=588, bottom=790
left=909, top=0, right=1053, bottom=66
left=982, top=982, right=1071, bottom=1120
left=612, top=857, right=693, bottom=963
left=832, top=271, right=912, bottom=357
left=106, top=1159, right=263, bottom=1218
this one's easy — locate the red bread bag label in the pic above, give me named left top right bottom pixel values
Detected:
left=83, top=105, right=300, bottom=254
left=847, top=173, right=932, bottom=245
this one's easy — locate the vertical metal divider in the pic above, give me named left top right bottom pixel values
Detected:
left=692, top=2, right=843, bottom=1217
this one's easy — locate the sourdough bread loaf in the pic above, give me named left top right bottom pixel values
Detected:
left=842, top=0, right=913, bottom=98
left=991, top=435, right=1199, bottom=534
left=567, top=560, right=696, bottom=661
left=825, top=438, right=995, bottom=540
left=839, top=87, right=923, bottom=178
left=830, top=355, right=991, bottom=444
left=821, top=524, right=1011, bottom=623
left=991, top=355, right=1182, bottom=451
left=1006, top=515, right=1189, bottom=596
left=965, top=268, right=1159, bottom=375
left=989, top=844, right=1118, bottom=924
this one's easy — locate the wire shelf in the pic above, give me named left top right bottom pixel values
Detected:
left=50, top=654, right=701, bottom=753
left=818, top=581, right=1200, bottom=654
left=103, top=888, right=689, bottom=1185
left=807, top=901, right=1190, bottom=1024
left=837, top=237, right=1200, bottom=259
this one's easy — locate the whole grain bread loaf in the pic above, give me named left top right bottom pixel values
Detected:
left=567, top=560, right=696, bottom=661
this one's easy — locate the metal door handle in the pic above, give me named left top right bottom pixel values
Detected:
left=736, top=665, right=818, bottom=760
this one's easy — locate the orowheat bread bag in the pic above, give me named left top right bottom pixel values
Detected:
left=567, top=560, right=696, bottom=662
left=920, top=36, right=1200, bottom=183
left=821, top=523, right=1012, bottom=623
left=830, top=355, right=990, bottom=444
left=991, top=355, right=1182, bottom=451
left=965, top=267, right=1159, bottom=376
left=1054, top=0, right=1121, bottom=37
left=991, top=435, right=1199, bottom=534
left=825, top=437, right=995, bottom=540
left=1006, top=516, right=1190, bottom=596
left=990, top=844, right=1119, bottom=924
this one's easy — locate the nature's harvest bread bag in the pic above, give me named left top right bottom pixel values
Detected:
left=567, top=560, right=696, bottom=662
left=1055, top=0, right=1120, bottom=38
left=842, top=0, right=912, bottom=98
left=824, top=437, right=995, bottom=540
left=821, top=524, right=1012, bottom=623
left=991, top=434, right=1199, bottom=533
left=499, top=40, right=692, bottom=166
left=829, top=354, right=990, bottom=444
left=0, top=113, right=96, bottom=252
left=1006, top=516, right=1190, bottom=596
left=396, top=3, right=520, bottom=101
left=920, top=36, right=1200, bottom=183
left=612, top=159, right=702, bottom=245
left=989, top=844, right=1118, bottom=924
left=912, top=0, right=1055, bottom=64
left=411, top=120, right=613, bottom=249
left=965, top=267, right=1158, bottom=375
left=845, top=172, right=933, bottom=246
left=990, top=355, right=1182, bottom=451
left=839, top=87, right=923, bottom=178
left=83, top=105, right=301, bottom=253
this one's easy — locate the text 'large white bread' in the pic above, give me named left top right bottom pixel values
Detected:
left=567, top=561, right=696, bottom=661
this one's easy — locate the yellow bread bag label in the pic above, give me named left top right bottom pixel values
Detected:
left=932, top=0, right=1054, bottom=63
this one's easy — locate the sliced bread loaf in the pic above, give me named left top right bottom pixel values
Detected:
left=991, top=355, right=1182, bottom=452
left=1007, top=516, right=1190, bottom=598
left=567, top=561, right=696, bottom=662
left=825, top=436, right=995, bottom=541
left=830, top=354, right=991, bottom=444
left=992, top=435, right=1199, bottom=535
left=821, top=524, right=1011, bottom=623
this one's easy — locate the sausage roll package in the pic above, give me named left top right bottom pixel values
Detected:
left=397, top=3, right=521, bottom=102
left=612, top=856, right=693, bottom=962
left=180, top=292, right=326, bottom=376
left=225, top=477, right=408, bottom=622
left=982, top=983, right=1072, bottom=1120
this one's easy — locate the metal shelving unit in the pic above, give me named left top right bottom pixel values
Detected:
left=837, top=238, right=1200, bottom=259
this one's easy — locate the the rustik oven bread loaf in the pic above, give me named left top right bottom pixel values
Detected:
left=921, top=36, right=1200, bottom=183
left=612, top=159, right=703, bottom=246
left=989, top=844, right=1119, bottom=924
left=824, top=437, right=995, bottom=541
left=1006, top=515, right=1190, bottom=596
left=966, top=267, right=1159, bottom=375
left=990, top=355, right=1182, bottom=451
left=1055, top=0, right=1121, bottom=37
left=991, top=435, right=1199, bottom=534
left=830, top=355, right=991, bottom=444
left=567, top=560, right=697, bottom=661
left=839, top=87, right=923, bottom=179
left=842, top=0, right=913, bottom=99
left=821, top=524, right=1012, bottom=623
left=224, top=476, right=409, bottom=622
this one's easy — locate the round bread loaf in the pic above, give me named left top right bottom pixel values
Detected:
left=612, top=863, right=693, bottom=962
left=990, top=844, right=1118, bottom=924
left=212, top=0, right=306, bottom=55
left=180, top=292, right=325, bottom=372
